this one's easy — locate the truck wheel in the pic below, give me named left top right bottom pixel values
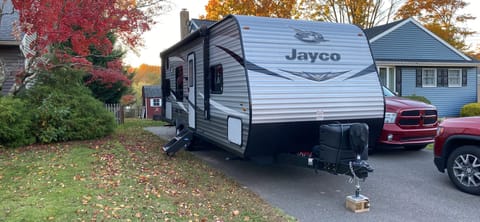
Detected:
left=446, top=145, right=480, bottom=195
left=404, top=145, right=427, bottom=151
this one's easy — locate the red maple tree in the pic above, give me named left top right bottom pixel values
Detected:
left=12, top=0, right=156, bottom=93
left=12, top=0, right=152, bottom=57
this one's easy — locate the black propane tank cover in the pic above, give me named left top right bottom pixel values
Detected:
left=349, top=123, right=369, bottom=154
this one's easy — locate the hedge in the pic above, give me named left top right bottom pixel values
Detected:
left=460, top=103, right=480, bottom=117
left=0, top=97, right=35, bottom=147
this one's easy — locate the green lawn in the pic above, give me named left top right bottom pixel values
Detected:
left=0, top=119, right=294, bottom=222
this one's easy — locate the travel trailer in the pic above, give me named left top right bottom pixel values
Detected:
left=160, top=15, right=384, bottom=177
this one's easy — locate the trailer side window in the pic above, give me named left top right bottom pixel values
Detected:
left=175, top=66, right=184, bottom=101
left=210, top=64, right=223, bottom=94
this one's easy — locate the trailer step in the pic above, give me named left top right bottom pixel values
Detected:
left=163, top=128, right=193, bottom=156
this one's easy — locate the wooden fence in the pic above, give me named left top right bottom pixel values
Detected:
left=105, top=104, right=124, bottom=124
left=104, top=104, right=146, bottom=124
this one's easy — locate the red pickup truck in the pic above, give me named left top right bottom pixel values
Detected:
left=378, top=87, right=438, bottom=150
left=434, top=117, right=480, bottom=195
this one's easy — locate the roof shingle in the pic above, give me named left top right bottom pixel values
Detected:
left=364, top=19, right=406, bottom=40
left=143, top=85, right=162, bottom=98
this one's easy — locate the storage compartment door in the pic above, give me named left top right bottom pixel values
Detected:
left=227, top=116, right=242, bottom=145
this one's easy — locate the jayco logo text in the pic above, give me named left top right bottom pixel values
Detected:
left=285, top=49, right=341, bottom=63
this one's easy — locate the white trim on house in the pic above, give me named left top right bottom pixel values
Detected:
left=0, top=41, right=20, bottom=45
left=375, top=61, right=478, bottom=67
left=370, top=18, right=472, bottom=61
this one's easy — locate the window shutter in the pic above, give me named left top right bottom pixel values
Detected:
left=416, top=68, right=422, bottom=87
left=150, top=99, right=154, bottom=107
left=437, top=68, right=447, bottom=87
left=462, top=68, right=467, bottom=86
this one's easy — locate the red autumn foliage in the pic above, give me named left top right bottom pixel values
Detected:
left=86, top=59, right=131, bottom=87
left=120, top=94, right=136, bottom=105
left=11, top=0, right=153, bottom=94
left=12, top=0, right=152, bottom=57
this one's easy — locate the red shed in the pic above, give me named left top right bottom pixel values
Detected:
left=142, top=85, right=162, bottom=120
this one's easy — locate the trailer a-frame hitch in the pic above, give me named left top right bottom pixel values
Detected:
left=276, top=123, right=373, bottom=212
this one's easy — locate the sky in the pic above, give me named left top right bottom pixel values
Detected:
left=123, top=0, right=209, bottom=67
left=123, top=0, right=480, bottom=68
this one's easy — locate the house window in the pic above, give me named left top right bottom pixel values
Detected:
left=422, top=68, right=437, bottom=87
left=448, top=69, right=461, bottom=87
left=150, top=98, right=161, bottom=107
left=210, top=64, right=223, bottom=94
left=175, top=66, right=183, bottom=101
left=378, top=67, right=396, bottom=92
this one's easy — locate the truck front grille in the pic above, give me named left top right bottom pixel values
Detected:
left=398, top=109, right=437, bottom=127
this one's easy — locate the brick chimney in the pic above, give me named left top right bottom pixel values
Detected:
left=180, top=9, right=189, bottom=39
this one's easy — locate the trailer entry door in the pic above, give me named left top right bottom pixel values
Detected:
left=187, top=53, right=196, bottom=129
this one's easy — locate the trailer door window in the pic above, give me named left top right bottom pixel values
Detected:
left=175, top=66, right=184, bottom=101
left=210, top=64, right=223, bottom=94
left=188, top=59, right=194, bottom=87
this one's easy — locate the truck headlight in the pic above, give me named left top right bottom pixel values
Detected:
left=384, top=112, right=397, bottom=124
left=436, top=126, right=444, bottom=136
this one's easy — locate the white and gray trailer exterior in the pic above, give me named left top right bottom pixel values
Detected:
left=161, top=15, right=385, bottom=157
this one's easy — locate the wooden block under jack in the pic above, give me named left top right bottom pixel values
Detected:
left=346, top=194, right=370, bottom=213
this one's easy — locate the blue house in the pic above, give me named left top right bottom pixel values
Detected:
left=364, top=18, right=479, bottom=117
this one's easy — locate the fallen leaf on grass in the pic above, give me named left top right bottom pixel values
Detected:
left=232, top=210, right=240, bottom=216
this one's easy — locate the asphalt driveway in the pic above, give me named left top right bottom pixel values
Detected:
left=146, top=127, right=479, bottom=222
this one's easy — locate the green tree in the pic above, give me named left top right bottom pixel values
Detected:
left=83, top=34, right=134, bottom=104
left=396, top=0, right=475, bottom=51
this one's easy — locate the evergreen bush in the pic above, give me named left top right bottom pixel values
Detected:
left=0, top=97, right=35, bottom=147
left=20, top=68, right=116, bottom=143
left=460, top=103, right=480, bottom=117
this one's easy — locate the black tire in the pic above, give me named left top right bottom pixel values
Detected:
left=446, top=145, right=480, bottom=195
left=404, top=144, right=427, bottom=151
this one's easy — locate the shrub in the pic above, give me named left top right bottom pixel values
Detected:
left=460, top=103, right=480, bottom=117
left=402, top=94, right=431, bottom=104
left=0, top=97, right=35, bottom=147
left=19, top=68, right=116, bottom=143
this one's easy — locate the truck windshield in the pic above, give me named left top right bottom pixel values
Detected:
left=382, top=86, right=396, bottom=97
